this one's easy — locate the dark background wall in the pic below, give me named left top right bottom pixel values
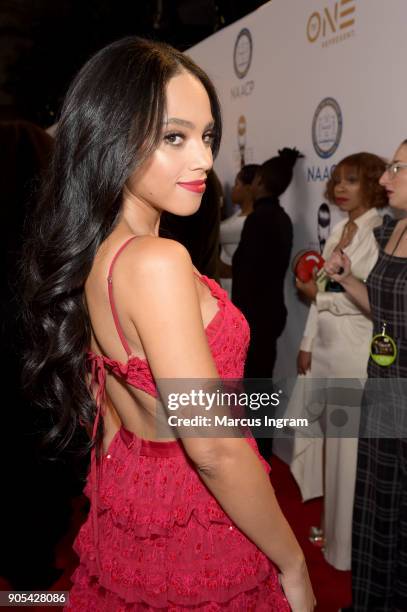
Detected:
left=0, top=0, right=266, bottom=127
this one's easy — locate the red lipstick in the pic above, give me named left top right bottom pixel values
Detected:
left=177, top=180, right=206, bottom=194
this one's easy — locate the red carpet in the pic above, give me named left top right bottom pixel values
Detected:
left=1, top=456, right=351, bottom=611
left=272, top=455, right=352, bottom=612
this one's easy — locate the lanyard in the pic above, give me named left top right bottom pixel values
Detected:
left=370, top=223, right=407, bottom=366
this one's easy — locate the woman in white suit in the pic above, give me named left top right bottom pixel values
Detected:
left=289, top=152, right=388, bottom=570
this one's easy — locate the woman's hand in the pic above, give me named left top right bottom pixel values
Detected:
left=324, top=250, right=352, bottom=283
left=295, top=276, right=318, bottom=302
left=280, top=562, right=316, bottom=612
left=297, top=350, right=312, bottom=375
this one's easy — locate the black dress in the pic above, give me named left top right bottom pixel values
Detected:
left=352, top=216, right=407, bottom=611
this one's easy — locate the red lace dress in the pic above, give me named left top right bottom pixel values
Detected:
left=66, top=237, right=289, bottom=611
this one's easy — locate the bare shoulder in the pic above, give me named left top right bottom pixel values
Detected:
left=114, top=235, right=217, bottom=381
left=119, top=236, right=193, bottom=282
left=113, top=236, right=199, bottom=313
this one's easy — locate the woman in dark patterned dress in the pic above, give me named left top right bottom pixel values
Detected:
left=324, top=140, right=407, bottom=611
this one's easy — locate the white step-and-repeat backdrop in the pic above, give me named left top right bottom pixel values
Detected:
left=188, top=0, right=403, bottom=381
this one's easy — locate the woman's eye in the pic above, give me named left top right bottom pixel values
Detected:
left=203, top=131, right=215, bottom=145
left=164, top=132, right=184, bottom=145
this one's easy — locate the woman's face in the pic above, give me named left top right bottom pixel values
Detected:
left=332, top=165, right=367, bottom=217
left=127, top=71, right=214, bottom=216
left=379, top=143, right=407, bottom=211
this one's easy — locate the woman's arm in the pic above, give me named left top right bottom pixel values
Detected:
left=121, top=237, right=314, bottom=608
left=294, top=302, right=318, bottom=375
left=324, top=250, right=371, bottom=314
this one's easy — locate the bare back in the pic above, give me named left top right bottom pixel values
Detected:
left=84, top=231, right=220, bottom=451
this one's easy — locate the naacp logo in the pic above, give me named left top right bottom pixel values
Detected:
left=312, top=97, right=342, bottom=159
left=233, top=28, right=252, bottom=79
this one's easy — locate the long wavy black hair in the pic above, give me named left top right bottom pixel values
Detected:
left=21, top=37, right=222, bottom=453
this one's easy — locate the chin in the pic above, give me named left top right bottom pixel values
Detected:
left=173, top=202, right=202, bottom=217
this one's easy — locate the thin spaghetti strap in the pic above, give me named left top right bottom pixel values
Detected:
left=107, top=235, right=140, bottom=357
left=193, top=269, right=205, bottom=281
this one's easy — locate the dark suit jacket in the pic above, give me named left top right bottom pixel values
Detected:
left=232, top=196, right=293, bottom=336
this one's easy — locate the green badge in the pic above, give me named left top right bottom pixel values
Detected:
left=370, top=332, right=397, bottom=367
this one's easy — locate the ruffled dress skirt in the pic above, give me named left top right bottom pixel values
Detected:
left=66, top=427, right=289, bottom=611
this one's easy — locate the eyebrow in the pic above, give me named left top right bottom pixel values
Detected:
left=164, top=117, right=215, bottom=130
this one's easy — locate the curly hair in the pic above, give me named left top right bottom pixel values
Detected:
left=258, top=147, right=304, bottom=197
left=21, top=37, right=222, bottom=454
left=325, top=152, right=388, bottom=209
left=237, top=164, right=260, bottom=186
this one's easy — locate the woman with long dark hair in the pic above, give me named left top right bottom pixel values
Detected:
left=22, top=38, right=314, bottom=610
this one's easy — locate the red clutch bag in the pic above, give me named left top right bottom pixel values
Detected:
left=292, top=249, right=325, bottom=282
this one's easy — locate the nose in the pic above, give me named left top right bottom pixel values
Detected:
left=379, top=170, right=389, bottom=187
left=189, top=139, right=213, bottom=173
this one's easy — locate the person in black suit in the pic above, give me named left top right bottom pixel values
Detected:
left=232, top=147, right=303, bottom=460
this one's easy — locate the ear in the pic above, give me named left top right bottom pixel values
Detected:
left=243, top=183, right=252, bottom=196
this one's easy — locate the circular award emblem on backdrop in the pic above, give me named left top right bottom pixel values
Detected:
left=312, top=97, right=342, bottom=158
left=233, top=28, right=253, bottom=79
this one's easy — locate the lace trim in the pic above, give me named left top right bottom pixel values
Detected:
left=72, top=535, right=280, bottom=608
